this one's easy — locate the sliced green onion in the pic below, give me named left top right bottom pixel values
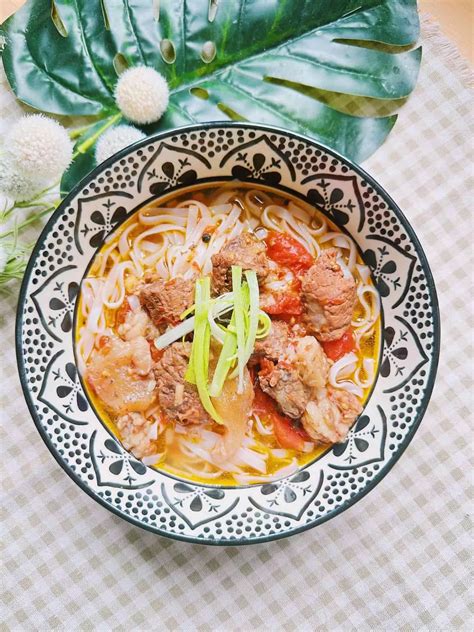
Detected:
left=184, top=333, right=196, bottom=383
left=243, top=270, right=259, bottom=364
left=231, top=266, right=246, bottom=394
left=256, top=311, right=271, bottom=339
left=208, top=312, right=237, bottom=398
left=187, top=277, right=223, bottom=424
left=155, top=316, right=195, bottom=350
left=208, top=301, right=233, bottom=345
left=157, top=296, right=232, bottom=351
left=155, top=269, right=270, bottom=407
left=179, top=304, right=195, bottom=320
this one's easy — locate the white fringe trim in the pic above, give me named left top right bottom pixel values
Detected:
left=420, top=13, right=474, bottom=90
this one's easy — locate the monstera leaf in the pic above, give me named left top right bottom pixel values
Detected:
left=0, top=0, right=421, bottom=195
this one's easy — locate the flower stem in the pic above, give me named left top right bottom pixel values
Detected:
left=69, top=122, right=96, bottom=140
left=73, top=112, right=122, bottom=157
left=15, top=181, right=60, bottom=208
left=0, top=202, right=59, bottom=239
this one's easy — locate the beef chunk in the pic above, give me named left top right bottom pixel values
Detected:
left=301, top=248, right=356, bottom=342
left=252, top=320, right=291, bottom=364
left=258, top=362, right=312, bottom=420
left=211, top=232, right=269, bottom=294
left=155, top=342, right=209, bottom=425
left=139, top=277, right=194, bottom=328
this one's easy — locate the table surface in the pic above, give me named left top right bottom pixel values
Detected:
left=1, top=5, right=473, bottom=632
left=1, top=0, right=473, bottom=64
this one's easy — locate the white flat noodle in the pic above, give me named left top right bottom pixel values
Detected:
left=320, top=232, right=357, bottom=271
left=80, top=282, right=94, bottom=318
left=233, top=446, right=267, bottom=473
left=244, top=189, right=273, bottom=217
left=80, top=190, right=381, bottom=481
left=147, top=421, right=159, bottom=440
left=261, top=206, right=284, bottom=232
left=181, top=466, right=222, bottom=479
left=118, top=222, right=138, bottom=256
left=352, top=284, right=380, bottom=342
left=185, top=205, right=198, bottom=241
left=154, top=259, right=169, bottom=280
left=246, top=217, right=260, bottom=231
left=329, top=352, right=364, bottom=397
left=209, top=203, right=233, bottom=215
left=103, top=261, right=137, bottom=309
left=336, top=255, right=353, bottom=280
left=354, top=358, right=376, bottom=389
left=140, top=240, right=161, bottom=252
left=287, top=201, right=311, bottom=223
left=133, top=224, right=185, bottom=265
left=180, top=440, right=215, bottom=463
left=253, top=414, right=273, bottom=436
left=129, top=250, right=144, bottom=276
left=96, top=239, right=120, bottom=277
left=211, top=189, right=238, bottom=205
left=329, top=352, right=358, bottom=381
left=271, top=448, right=290, bottom=459
left=181, top=200, right=211, bottom=218
left=138, top=213, right=187, bottom=226
left=219, top=205, right=241, bottom=232
left=356, top=264, right=371, bottom=284
left=126, top=294, right=139, bottom=311
left=227, top=220, right=244, bottom=241
left=186, top=216, right=212, bottom=247
left=141, top=453, right=165, bottom=466
left=233, top=459, right=298, bottom=484
left=142, top=206, right=189, bottom=219
left=76, top=329, right=95, bottom=374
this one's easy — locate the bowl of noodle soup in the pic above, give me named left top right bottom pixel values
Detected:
left=17, top=123, right=439, bottom=544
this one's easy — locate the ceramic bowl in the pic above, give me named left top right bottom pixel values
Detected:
left=16, top=123, right=439, bottom=544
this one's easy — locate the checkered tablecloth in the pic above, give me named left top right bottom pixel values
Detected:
left=1, top=16, right=472, bottom=632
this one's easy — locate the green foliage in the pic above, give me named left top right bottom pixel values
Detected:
left=0, top=0, right=421, bottom=194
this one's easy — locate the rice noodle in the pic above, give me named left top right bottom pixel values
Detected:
left=254, top=414, right=273, bottom=436
left=329, top=352, right=364, bottom=397
left=354, top=358, right=376, bottom=389
left=142, top=453, right=165, bottom=466
left=320, top=232, right=357, bottom=271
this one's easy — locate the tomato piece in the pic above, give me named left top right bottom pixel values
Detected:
left=263, top=294, right=303, bottom=316
left=252, top=383, right=276, bottom=415
left=258, top=357, right=275, bottom=377
left=97, top=335, right=111, bottom=351
left=252, top=385, right=311, bottom=451
left=115, top=300, right=131, bottom=325
left=265, top=231, right=314, bottom=273
left=150, top=343, right=163, bottom=362
left=272, top=415, right=311, bottom=451
left=321, top=328, right=355, bottom=361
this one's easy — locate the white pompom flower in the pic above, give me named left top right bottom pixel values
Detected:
left=5, top=114, right=73, bottom=183
left=0, top=155, right=44, bottom=202
left=95, top=125, right=146, bottom=164
left=115, top=66, right=169, bottom=124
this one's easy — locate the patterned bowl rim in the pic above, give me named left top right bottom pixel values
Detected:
left=16, top=121, right=440, bottom=545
